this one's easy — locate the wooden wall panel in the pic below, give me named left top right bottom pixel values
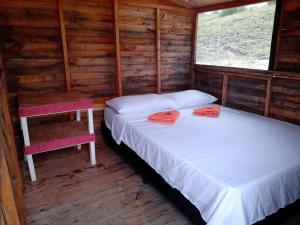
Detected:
left=160, top=9, right=193, bottom=92
left=0, top=0, right=66, bottom=135
left=64, top=0, right=116, bottom=98
left=119, top=4, right=156, bottom=95
left=0, top=0, right=65, bottom=95
left=0, top=0, right=66, bottom=152
left=194, top=73, right=222, bottom=101
left=274, top=0, right=300, bottom=72
left=269, top=78, right=300, bottom=124
left=194, top=65, right=300, bottom=124
left=0, top=57, right=26, bottom=225
left=194, top=66, right=267, bottom=115
left=0, top=0, right=195, bottom=155
left=0, top=150, right=21, bottom=225
left=194, top=0, right=300, bottom=125
left=227, top=78, right=266, bottom=115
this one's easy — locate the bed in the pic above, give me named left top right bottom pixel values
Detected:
left=104, top=104, right=300, bottom=225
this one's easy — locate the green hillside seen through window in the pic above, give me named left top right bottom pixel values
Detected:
left=196, top=1, right=276, bottom=70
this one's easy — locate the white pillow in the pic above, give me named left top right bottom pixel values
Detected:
left=162, top=90, right=217, bottom=109
left=106, top=94, right=174, bottom=114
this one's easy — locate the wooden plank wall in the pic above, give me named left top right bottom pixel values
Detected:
left=194, top=0, right=300, bottom=125
left=0, top=0, right=66, bottom=113
left=0, top=55, right=26, bottom=225
left=63, top=0, right=116, bottom=98
left=160, top=9, right=193, bottom=92
left=0, top=148, right=21, bottom=225
left=270, top=77, right=300, bottom=123
left=119, top=4, right=156, bottom=95
left=274, top=0, right=300, bottom=72
left=194, top=65, right=300, bottom=124
left=0, top=0, right=195, bottom=152
left=0, top=0, right=67, bottom=147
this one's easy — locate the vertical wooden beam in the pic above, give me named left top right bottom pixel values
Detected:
left=0, top=55, right=23, bottom=189
left=57, top=0, right=71, bottom=92
left=114, top=0, right=123, bottom=96
left=270, top=0, right=285, bottom=70
left=222, top=74, right=228, bottom=105
left=0, top=151, right=21, bottom=225
left=156, top=8, right=161, bottom=94
left=0, top=54, right=26, bottom=225
left=190, top=12, right=198, bottom=89
left=264, top=78, right=272, bottom=116
left=197, top=0, right=269, bottom=13
left=1, top=209, right=5, bottom=225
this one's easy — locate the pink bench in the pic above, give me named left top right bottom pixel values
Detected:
left=18, top=92, right=96, bottom=181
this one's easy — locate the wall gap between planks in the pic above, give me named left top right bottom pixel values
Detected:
left=56, top=0, right=196, bottom=97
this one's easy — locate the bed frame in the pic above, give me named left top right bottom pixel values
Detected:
left=101, top=122, right=300, bottom=225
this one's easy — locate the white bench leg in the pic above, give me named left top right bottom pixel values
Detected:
left=76, top=110, right=82, bottom=150
left=20, top=117, right=37, bottom=181
left=26, top=154, right=36, bottom=181
left=89, top=141, right=96, bottom=165
left=87, top=108, right=96, bottom=165
left=20, top=117, right=30, bottom=146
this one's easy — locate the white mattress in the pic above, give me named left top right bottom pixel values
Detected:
left=104, top=105, right=300, bottom=225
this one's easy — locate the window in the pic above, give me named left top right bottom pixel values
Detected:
left=196, top=1, right=276, bottom=70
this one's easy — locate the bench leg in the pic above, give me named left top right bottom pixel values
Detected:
left=20, top=117, right=37, bottom=181
left=87, top=108, right=96, bottom=165
left=76, top=110, right=82, bottom=150
left=26, top=154, right=36, bottom=181
left=89, top=141, right=96, bottom=165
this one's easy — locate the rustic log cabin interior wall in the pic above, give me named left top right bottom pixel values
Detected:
left=0, top=0, right=195, bottom=150
left=0, top=0, right=300, bottom=224
left=0, top=54, right=26, bottom=225
left=195, top=0, right=300, bottom=124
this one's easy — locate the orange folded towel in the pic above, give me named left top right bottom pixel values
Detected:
left=193, top=105, right=220, bottom=117
left=148, top=110, right=180, bottom=124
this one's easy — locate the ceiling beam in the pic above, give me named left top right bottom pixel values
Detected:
left=119, top=0, right=196, bottom=13
left=197, top=0, right=270, bottom=13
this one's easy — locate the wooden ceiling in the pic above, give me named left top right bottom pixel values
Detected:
left=121, top=0, right=268, bottom=11
left=167, top=0, right=235, bottom=8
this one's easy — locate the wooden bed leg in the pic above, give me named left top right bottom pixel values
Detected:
left=26, top=155, right=36, bottom=181
left=88, top=108, right=96, bottom=165
left=76, top=110, right=82, bottom=150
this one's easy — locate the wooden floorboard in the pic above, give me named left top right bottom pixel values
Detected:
left=22, top=136, right=192, bottom=225
left=22, top=134, right=300, bottom=225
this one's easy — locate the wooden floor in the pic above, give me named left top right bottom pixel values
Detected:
left=22, top=136, right=193, bottom=225
left=22, top=135, right=300, bottom=225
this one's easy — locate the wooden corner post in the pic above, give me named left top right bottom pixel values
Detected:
left=57, top=0, right=72, bottom=92
left=156, top=8, right=161, bottom=94
left=114, top=0, right=123, bottom=96
left=0, top=54, right=27, bottom=225
left=191, top=12, right=198, bottom=89
left=264, top=78, right=272, bottom=116
left=222, top=74, right=228, bottom=105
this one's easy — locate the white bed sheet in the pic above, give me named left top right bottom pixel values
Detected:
left=104, top=105, right=300, bottom=225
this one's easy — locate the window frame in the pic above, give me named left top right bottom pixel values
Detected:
left=194, top=0, right=281, bottom=71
